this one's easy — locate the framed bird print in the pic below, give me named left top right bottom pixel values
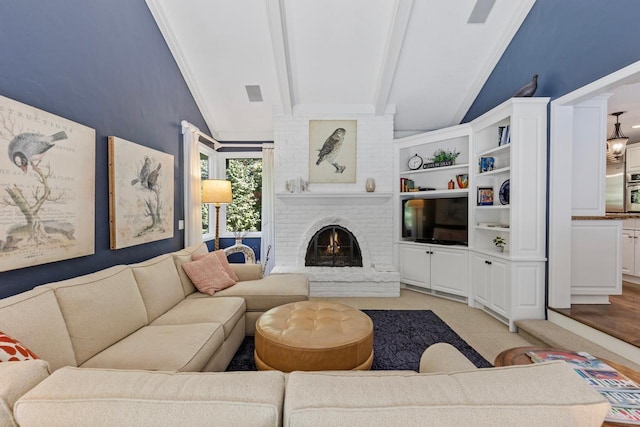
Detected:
left=108, top=136, right=174, bottom=249
left=309, top=120, right=357, bottom=183
left=0, top=95, right=95, bottom=272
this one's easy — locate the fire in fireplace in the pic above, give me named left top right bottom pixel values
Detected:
left=305, top=225, right=363, bottom=267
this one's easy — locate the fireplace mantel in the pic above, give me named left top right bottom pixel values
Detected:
left=276, top=192, right=392, bottom=205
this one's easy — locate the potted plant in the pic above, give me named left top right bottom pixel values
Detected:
left=493, top=236, right=506, bottom=252
left=425, top=148, right=460, bottom=168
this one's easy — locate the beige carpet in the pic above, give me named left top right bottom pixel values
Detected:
left=312, top=288, right=532, bottom=364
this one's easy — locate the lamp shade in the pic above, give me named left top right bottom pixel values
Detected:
left=202, top=179, right=233, bottom=205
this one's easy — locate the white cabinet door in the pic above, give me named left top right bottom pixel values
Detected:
left=431, top=248, right=468, bottom=296
left=471, top=253, right=490, bottom=305
left=399, top=245, right=430, bottom=289
left=627, top=145, right=640, bottom=170
left=471, top=252, right=509, bottom=317
left=489, top=258, right=508, bottom=317
left=570, top=220, right=622, bottom=297
left=622, top=229, right=635, bottom=275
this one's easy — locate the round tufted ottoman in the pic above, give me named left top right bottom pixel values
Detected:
left=254, top=301, right=373, bottom=372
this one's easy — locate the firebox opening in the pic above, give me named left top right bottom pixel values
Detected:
left=305, top=225, right=363, bottom=267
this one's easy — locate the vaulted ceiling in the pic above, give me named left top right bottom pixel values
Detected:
left=146, top=0, right=536, bottom=141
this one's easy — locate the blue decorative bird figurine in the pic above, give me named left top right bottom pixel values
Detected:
left=513, top=74, right=538, bottom=97
left=8, top=131, right=67, bottom=173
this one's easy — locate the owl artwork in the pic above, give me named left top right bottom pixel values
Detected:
left=308, top=120, right=356, bottom=184
left=315, top=128, right=346, bottom=173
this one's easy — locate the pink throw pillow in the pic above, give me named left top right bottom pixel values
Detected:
left=182, top=252, right=237, bottom=295
left=0, top=331, right=39, bottom=362
left=192, top=250, right=239, bottom=282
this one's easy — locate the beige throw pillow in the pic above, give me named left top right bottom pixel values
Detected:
left=182, top=252, right=236, bottom=295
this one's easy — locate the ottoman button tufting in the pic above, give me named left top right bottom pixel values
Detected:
left=254, top=301, right=373, bottom=372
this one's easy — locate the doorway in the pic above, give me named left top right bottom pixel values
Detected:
left=549, top=60, right=640, bottom=363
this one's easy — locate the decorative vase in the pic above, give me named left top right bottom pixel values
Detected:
left=497, top=246, right=504, bottom=253
left=456, top=174, right=469, bottom=189
left=365, top=178, right=376, bottom=192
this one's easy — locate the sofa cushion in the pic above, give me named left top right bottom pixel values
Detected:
left=0, top=288, right=76, bottom=371
left=283, top=362, right=610, bottom=427
left=172, top=243, right=210, bottom=296
left=188, top=274, right=309, bottom=312
left=182, top=253, right=237, bottom=295
left=0, top=331, right=38, bottom=362
left=14, top=368, right=284, bottom=427
left=131, top=254, right=185, bottom=322
left=151, top=297, right=246, bottom=339
left=0, top=359, right=50, bottom=427
left=193, top=250, right=240, bottom=282
left=80, top=323, right=224, bottom=372
left=43, top=266, right=148, bottom=365
left=230, top=263, right=263, bottom=282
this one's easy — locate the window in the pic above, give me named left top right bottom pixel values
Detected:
left=199, top=146, right=262, bottom=240
left=225, top=157, right=262, bottom=236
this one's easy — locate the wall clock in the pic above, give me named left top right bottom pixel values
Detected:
left=408, top=154, right=423, bottom=170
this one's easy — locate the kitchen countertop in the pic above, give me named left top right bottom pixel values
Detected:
left=572, top=213, right=640, bottom=220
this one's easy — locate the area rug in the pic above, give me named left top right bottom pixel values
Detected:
left=226, top=310, right=492, bottom=371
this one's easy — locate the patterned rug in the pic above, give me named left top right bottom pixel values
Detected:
left=226, top=309, right=492, bottom=371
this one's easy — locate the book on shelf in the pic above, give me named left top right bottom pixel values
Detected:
left=498, top=125, right=511, bottom=146
left=400, top=178, right=415, bottom=192
left=527, top=350, right=640, bottom=425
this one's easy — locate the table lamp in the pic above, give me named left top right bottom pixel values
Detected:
left=201, top=179, right=233, bottom=250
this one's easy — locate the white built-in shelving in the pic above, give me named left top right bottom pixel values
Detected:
left=394, top=97, right=550, bottom=331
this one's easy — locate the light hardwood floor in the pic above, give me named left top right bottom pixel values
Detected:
left=551, top=281, right=640, bottom=348
left=312, top=288, right=532, bottom=364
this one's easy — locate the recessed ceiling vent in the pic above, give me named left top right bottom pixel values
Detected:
left=467, top=0, right=496, bottom=24
left=245, top=85, right=263, bottom=103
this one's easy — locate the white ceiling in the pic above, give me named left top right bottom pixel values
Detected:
left=146, top=0, right=536, bottom=141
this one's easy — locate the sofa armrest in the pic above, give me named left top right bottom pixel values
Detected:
left=419, top=343, right=477, bottom=373
left=0, top=360, right=50, bottom=427
left=229, top=263, right=263, bottom=282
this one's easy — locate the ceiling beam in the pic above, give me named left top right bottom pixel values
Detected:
left=373, top=0, right=414, bottom=115
left=266, top=0, right=293, bottom=115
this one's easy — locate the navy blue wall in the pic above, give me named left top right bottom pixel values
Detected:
left=464, top=0, right=640, bottom=121
left=0, top=1, right=210, bottom=298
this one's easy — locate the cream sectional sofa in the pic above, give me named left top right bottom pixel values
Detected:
left=3, top=345, right=609, bottom=427
left=0, top=244, right=610, bottom=426
left=0, top=242, right=309, bottom=373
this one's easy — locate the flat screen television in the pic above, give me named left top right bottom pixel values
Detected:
left=402, top=197, right=468, bottom=246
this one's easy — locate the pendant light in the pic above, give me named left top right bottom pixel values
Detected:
left=607, top=111, right=629, bottom=161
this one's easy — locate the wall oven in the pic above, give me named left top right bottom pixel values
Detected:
left=627, top=172, right=640, bottom=212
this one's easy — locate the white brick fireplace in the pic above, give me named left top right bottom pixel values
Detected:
left=270, top=109, right=400, bottom=297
